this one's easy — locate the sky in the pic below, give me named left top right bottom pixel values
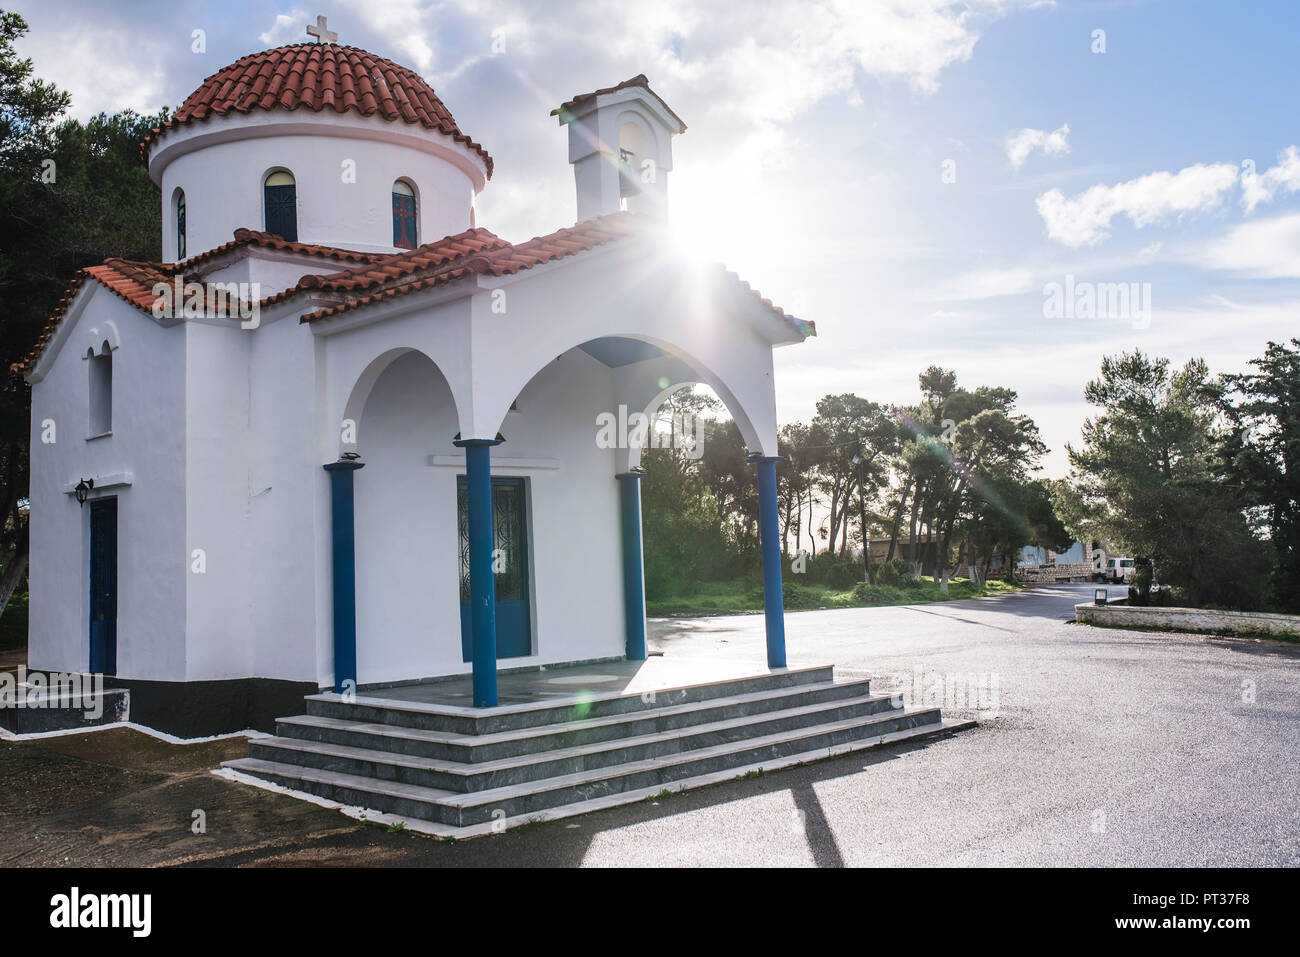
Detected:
left=10, top=0, right=1300, bottom=476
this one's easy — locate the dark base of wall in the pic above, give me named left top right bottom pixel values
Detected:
left=106, top=676, right=320, bottom=737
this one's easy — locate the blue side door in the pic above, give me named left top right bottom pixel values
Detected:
left=458, top=476, right=531, bottom=660
left=88, top=497, right=117, bottom=675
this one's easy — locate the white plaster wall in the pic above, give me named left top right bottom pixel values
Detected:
left=247, top=308, right=326, bottom=683
left=202, top=251, right=344, bottom=301
left=27, top=290, right=187, bottom=680
left=156, top=113, right=480, bottom=261
left=182, top=321, right=252, bottom=680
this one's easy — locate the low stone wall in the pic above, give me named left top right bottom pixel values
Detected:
left=1075, top=602, right=1300, bottom=639
left=1017, top=561, right=1092, bottom=583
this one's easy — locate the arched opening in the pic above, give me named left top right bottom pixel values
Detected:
left=174, top=188, right=187, bottom=259
left=263, top=170, right=297, bottom=241
left=617, top=119, right=651, bottom=204
left=348, top=349, right=465, bottom=684
left=484, top=333, right=765, bottom=464
left=485, top=334, right=768, bottom=651
left=392, top=179, right=417, bottom=249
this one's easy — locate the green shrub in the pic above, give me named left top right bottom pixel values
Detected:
left=781, top=581, right=822, bottom=609
left=825, top=561, right=864, bottom=589
left=874, top=557, right=915, bottom=588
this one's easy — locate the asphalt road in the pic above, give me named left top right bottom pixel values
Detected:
left=633, top=583, right=1300, bottom=866
left=4, top=584, right=1296, bottom=867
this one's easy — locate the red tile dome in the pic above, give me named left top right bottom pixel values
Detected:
left=142, top=43, right=492, bottom=176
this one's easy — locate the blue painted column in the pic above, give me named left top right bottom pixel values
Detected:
left=454, top=438, right=502, bottom=707
left=751, top=454, right=787, bottom=668
left=615, top=471, right=647, bottom=661
left=323, top=459, right=364, bottom=691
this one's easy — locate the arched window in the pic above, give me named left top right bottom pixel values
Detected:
left=618, top=121, right=649, bottom=200
left=392, top=180, right=417, bottom=249
left=264, top=171, right=297, bottom=241
left=175, top=189, right=187, bottom=259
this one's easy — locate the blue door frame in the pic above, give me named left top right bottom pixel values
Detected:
left=88, top=497, right=118, bottom=676
left=458, top=476, right=532, bottom=660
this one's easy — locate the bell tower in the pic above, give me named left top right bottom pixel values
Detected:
left=554, top=75, right=686, bottom=222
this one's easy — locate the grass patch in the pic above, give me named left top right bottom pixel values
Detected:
left=647, top=576, right=1022, bottom=617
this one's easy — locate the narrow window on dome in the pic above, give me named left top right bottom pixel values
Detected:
left=264, top=171, right=297, bottom=241
left=392, top=180, right=417, bottom=249
left=175, top=189, right=187, bottom=259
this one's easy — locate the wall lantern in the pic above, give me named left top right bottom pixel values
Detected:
left=1094, top=587, right=1108, bottom=605
left=74, top=478, right=94, bottom=507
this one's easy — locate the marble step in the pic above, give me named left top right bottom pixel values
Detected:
left=226, top=705, right=950, bottom=827
left=253, top=691, right=904, bottom=791
left=277, top=678, right=879, bottom=762
left=303, top=663, right=838, bottom=735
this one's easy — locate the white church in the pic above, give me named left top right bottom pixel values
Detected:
left=17, top=23, right=963, bottom=830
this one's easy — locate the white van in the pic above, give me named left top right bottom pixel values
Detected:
left=1102, top=557, right=1136, bottom=582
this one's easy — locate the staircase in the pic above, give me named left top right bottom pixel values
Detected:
left=223, top=664, right=972, bottom=835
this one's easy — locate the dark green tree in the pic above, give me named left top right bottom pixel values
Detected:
left=0, top=10, right=167, bottom=614
left=1218, top=339, right=1300, bottom=611
left=1065, top=350, right=1271, bottom=609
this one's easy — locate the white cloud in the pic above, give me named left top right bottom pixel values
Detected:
left=18, top=24, right=166, bottom=118
left=259, top=9, right=310, bottom=47
left=936, top=266, right=1036, bottom=301
left=1036, top=162, right=1239, bottom=247
left=1007, top=122, right=1070, bottom=169
left=339, top=0, right=436, bottom=71
left=1242, top=145, right=1300, bottom=213
left=1185, top=212, right=1300, bottom=278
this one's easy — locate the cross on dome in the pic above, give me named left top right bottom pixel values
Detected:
left=306, top=15, right=338, bottom=43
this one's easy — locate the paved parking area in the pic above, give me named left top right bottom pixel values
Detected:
left=2, top=584, right=1296, bottom=866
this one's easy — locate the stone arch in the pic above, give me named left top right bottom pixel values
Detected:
left=483, top=333, right=765, bottom=467
left=338, top=346, right=463, bottom=459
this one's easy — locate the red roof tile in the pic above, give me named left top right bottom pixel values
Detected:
left=142, top=44, right=493, bottom=177
left=11, top=232, right=394, bottom=375
left=553, top=74, right=686, bottom=134
left=298, top=214, right=645, bottom=322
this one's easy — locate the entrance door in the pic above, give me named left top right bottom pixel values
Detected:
left=88, top=497, right=117, bottom=675
left=458, top=476, right=531, bottom=660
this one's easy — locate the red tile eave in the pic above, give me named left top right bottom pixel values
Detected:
left=11, top=230, right=398, bottom=376
left=141, top=43, right=493, bottom=177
